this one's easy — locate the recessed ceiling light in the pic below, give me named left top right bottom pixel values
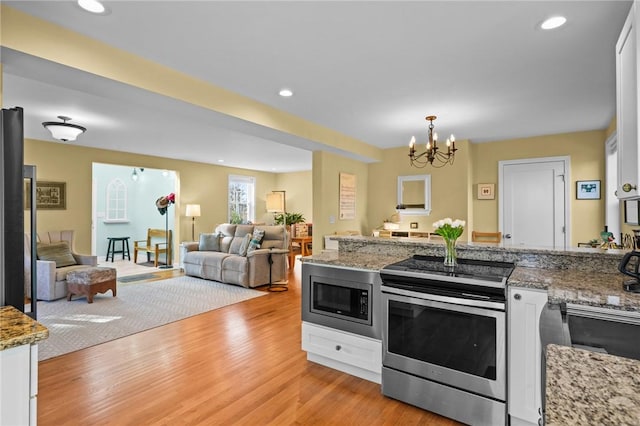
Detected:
left=279, top=88, right=293, bottom=97
left=218, top=159, right=224, bottom=163
left=540, top=16, right=567, bottom=30
left=78, top=0, right=106, bottom=14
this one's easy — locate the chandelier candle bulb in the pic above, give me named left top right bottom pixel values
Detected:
left=408, top=115, right=458, bottom=168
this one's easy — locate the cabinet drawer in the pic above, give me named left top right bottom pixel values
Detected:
left=302, top=322, right=381, bottom=373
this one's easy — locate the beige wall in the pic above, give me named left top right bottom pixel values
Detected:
left=363, top=130, right=607, bottom=246
left=25, top=138, right=282, bottom=254
left=472, top=130, right=606, bottom=246
left=367, top=140, right=473, bottom=240
left=273, top=171, right=313, bottom=224
left=312, top=151, right=369, bottom=249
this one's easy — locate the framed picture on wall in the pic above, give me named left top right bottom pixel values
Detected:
left=477, top=183, right=495, bottom=200
left=25, top=181, right=67, bottom=210
left=625, top=199, right=640, bottom=225
left=576, top=180, right=601, bottom=200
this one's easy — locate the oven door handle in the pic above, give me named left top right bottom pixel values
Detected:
left=381, top=285, right=505, bottom=311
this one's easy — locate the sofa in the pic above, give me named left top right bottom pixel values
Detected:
left=183, top=224, right=289, bottom=288
left=24, top=230, right=98, bottom=301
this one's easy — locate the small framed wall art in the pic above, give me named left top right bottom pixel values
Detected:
left=477, top=183, right=495, bottom=200
left=25, top=181, right=67, bottom=210
left=576, top=180, right=601, bottom=200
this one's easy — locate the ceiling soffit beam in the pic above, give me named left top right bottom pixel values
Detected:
left=0, top=5, right=383, bottom=163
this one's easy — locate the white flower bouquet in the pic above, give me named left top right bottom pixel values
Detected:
left=432, top=218, right=465, bottom=241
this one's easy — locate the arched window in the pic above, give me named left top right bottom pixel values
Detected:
left=106, top=178, right=128, bottom=222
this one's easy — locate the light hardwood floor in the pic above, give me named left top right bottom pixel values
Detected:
left=37, top=261, right=461, bottom=425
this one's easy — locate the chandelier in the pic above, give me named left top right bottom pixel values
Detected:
left=408, top=115, right=457, bottom=168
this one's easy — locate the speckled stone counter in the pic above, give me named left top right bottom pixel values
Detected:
left=329, top=235, right=626, bottom=272
left=509, top=267, right=640, bottom=312
left=0, top=306, right=48, bottom=351
left=313, top=237, right=638, bottom=311
left=545, top=344, right=640, bottom=425
left=302, top=250, right=406, bottom=271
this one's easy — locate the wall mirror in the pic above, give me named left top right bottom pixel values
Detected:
left=397, top=174, right=431, bottom=215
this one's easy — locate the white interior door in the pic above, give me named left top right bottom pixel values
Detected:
left=499, top=157, right=569, bottom=249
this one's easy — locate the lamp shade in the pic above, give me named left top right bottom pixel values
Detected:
left=185, top=204, right=201, bottom=217
left=42, top=116, right=86, bottom=142
left=266, top=192, right=285, bottom=212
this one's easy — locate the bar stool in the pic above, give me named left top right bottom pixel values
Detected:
left=106, top=237, right=131, bottom=262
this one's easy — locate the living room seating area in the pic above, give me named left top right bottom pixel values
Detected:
left=182, top=224, right=288, bottom=288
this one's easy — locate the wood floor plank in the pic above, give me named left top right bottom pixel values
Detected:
left=37, top=263, right=461, bottom=425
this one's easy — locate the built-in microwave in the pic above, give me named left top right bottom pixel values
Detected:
left=302, top=263, right=381, bottom=339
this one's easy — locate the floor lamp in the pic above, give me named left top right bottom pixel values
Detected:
left=186, top=204, right=201, bottom=241
left=266, top=191, right=288, bottom=292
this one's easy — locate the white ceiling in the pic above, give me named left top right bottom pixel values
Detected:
left=1, top=0, right=633, bottom=172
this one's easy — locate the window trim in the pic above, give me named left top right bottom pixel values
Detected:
left=105, top=178, right=128, bottom=222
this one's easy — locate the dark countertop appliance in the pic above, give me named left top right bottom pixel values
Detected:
left=619, top=250, right=640, bottom=292
left=380, top=255, right=514, bottom=426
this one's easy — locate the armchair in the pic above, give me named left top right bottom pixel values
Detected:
left=24, top=230, right=98, bottom=301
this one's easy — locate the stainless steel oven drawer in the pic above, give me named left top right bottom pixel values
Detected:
left=382, top=366, right=506, bottom=426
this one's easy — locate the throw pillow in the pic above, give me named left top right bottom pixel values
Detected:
left=247, top=228, right=265, bottom=253
left=36, top=241, right=77, bottom=268
left=199, top=233, right=222, bottom=252
left=238, top=233, right=252, bottom=257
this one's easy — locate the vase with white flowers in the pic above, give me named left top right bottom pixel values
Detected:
left=432, top=218, right=465, bottom=266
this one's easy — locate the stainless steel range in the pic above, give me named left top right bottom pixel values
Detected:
left=380, top=255, right=514, bottom=426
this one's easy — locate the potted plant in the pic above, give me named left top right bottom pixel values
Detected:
left=274, top=212, right=305, bottom=226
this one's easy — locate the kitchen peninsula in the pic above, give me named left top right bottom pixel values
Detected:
left=302, top=236, right=640, bottom=425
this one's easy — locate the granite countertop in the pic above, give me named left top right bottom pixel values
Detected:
left=509, top=267, right=640, bottom=312
left=0, top=305, right=49, bottom=351
left=305, top=252, right=640, bottom=312
left=302, top=250, right=406, bottom=271
left=545, top=344, right=640, bottom=425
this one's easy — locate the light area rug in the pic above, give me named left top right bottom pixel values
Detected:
left=36, top=276, right=267, bottom=360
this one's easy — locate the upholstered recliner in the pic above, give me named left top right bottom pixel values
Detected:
left=24, top=230, right=98, bottom=301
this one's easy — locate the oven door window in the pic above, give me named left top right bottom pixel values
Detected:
left=312, top=281, right=370, bottom=323
left=387, top=299, right=497, bottom=380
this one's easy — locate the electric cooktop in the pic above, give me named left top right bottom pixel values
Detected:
left=381, top=255, right=515, bottom=288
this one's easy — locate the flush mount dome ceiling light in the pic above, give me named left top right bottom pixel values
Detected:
left=540, top=16, right=567, bottom=30
left=279, top=88, right=293, bottom=97
left=42, top=116, right=87, bottom=142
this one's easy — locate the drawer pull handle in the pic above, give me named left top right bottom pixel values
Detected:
left=335, top=345, right=342, bottom=351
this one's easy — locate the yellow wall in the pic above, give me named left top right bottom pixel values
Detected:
left=312, top=151, right=369, bottom=249
left=25, top=138, right=283, bottom=254
left=472, top=130, right=606, bottom=246
left=273, top=170, right=313, bottom=223
left=367, top=140, right=473, bottom=240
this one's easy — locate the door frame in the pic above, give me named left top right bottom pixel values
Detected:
left=498, top=156, right=571, bottom=248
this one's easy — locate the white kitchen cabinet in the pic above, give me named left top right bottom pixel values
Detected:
left=616, top=1, right=640, bottom=200
left=301, top=321, right=382, bottom=384
left=0, top=343, right=39, bottom=425
left=508, top=287, right=548, bottom=426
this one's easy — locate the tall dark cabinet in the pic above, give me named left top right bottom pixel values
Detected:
left=1, top=107, right=26, bottom=312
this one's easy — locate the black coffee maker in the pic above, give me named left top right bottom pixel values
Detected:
left=618, top=251, right=640, bottom=293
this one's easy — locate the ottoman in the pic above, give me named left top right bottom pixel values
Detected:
left=66, top=267, right=117, bottom=303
